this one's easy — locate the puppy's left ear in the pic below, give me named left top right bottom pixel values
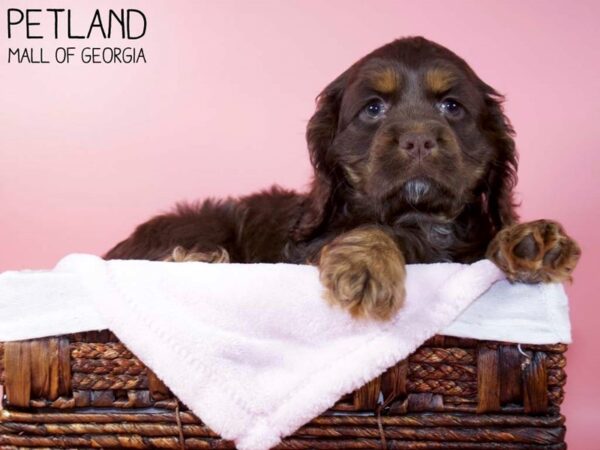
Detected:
left=480, top=86, right=519, bottom=231
left=293, top=72, right=348, bottom=241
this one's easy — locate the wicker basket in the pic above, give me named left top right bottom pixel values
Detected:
left=0, top=331, right=567, bottom=449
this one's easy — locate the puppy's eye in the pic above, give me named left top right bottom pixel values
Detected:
left=437, top=98, right=464, bottom=118
left=360, top=99, right=387, bottom=121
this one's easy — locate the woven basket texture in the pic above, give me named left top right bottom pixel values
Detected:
left=0, top=331, right=567, bottom=449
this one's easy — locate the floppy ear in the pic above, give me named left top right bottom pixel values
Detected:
left=480, top=87, right=519, bottom=231
left=293, top=73, right=347, bottom=240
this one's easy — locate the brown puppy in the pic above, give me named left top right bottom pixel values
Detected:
left=105, top=37, right=580, bottom=320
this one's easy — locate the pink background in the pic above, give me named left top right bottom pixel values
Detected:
left=1, top=1, right=598, bottom=446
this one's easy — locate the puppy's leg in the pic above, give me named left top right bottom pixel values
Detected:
left=486, top=220, right=580, bottom=283
left=164, top=246, right=230, bottom=263
left=319, top=226, right=406, bottom=321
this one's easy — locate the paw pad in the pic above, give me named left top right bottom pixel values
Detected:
left=487, top=220, right=580, bottom=283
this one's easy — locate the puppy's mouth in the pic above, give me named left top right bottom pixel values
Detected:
left=373, top=174, right=461, bottom=221
left=403, top=177, right=433, bottom=204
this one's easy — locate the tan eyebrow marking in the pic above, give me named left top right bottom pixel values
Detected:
left=425, top=67, right=457, bottom=94
left=368, top=67, right=402, bottom=94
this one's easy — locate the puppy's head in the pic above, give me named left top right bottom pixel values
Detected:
left=300, top=37, right=517, bottom=237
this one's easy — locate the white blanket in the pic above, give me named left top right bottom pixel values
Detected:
left=0, top=254, right=570, bottom=450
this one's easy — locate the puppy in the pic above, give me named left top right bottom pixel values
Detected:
left=106, top=37, right=580, bottom=320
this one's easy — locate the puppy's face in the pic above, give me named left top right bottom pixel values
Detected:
left=309, top=38, right=516, bottom=226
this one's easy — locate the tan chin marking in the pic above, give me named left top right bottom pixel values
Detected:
left=164, top=246, right=230, bottom=263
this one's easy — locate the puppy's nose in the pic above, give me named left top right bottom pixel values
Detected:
left=399, top=133, right=437, bottom=158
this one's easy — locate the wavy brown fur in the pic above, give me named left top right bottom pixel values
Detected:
left=106, top=37, right=580, bottom=319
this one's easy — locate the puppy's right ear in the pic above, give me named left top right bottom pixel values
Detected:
left=293, top=74, right=347, bottom=241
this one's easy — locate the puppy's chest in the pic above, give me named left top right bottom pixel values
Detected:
left=392, top=220, right=464, bottom=264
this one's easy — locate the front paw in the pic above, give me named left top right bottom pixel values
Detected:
left=486, top=220, right=581, bottom=283
left=318, top=227, right=406, bottom=321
